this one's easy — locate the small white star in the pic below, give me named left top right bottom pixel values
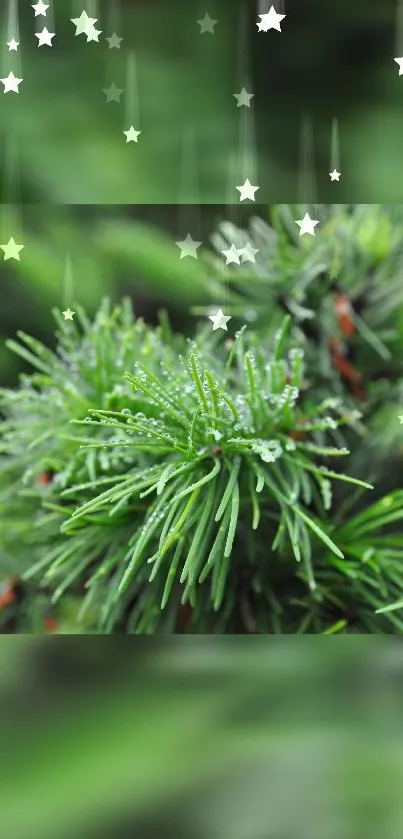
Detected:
left=197, top=13, right=217, bottom=34
left=238, top=242, right=259, bottom=263
left=123, top=126, right=141, bottom=143
left=62, top=308, right=75, bottom=321
left=209, top=308, right=231, bottom=331
left=257, top=6, right=286, bottom=32
left=106, top=33, right=122, bottom=49
left=36, top=26, right=55, bottom=46
left=103, top=83, right=124, bottom=103
left=295, top=212, right=320, bottom=236
left=175, top=233, right=201, bottom=259
left=222, top=244, right=241, bottom=265
left=1, top=71, right=23, bottom=93
left=86, top=26, right=102, bottom=42
left=399, top=414, right=403, bottom=424
left=32, top=1, right=49, bottom=16
left=0, top=237, right=24, bottom=261
left=7, top=38, right=19, bottom=51
left=71, top=11, right=97, bottom=36
left=233, top=87, right=254, bottom=107
left=329, top=169, right=341, bottom=181
left=394, top=57, right=403, bottom=75
left=236, top=178, right=260, bottom=202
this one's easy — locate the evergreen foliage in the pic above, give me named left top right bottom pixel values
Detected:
left=1, top=204, right=403, bottom=633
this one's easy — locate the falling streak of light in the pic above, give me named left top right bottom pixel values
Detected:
left=258, top=0, right=285, bottom=15
left=71, top=0, right=99, bottom=20
left=85, top=0, right=99, bottom=20
left=238, top=109, right=257, bottom=190
left=298, top=114, right=316, bottom=214
left=221, top=158, right=241, bottom=310
left=63, top=255, right=75, bottom=309
left=105, top=1, right=121, bottom=81
left=198, top=0, right=217, bottom=16
left=125, top=52, right=140, bottom=128
left=396, top=0, right=403, bottom=53
left=1, top=134, right=21, bottom=239
left=178, top=125, right=200, bottom=238
left=107, top=0, right=121, bottom=33
left=330, top=118, right=340, bottom=171
left=236, top=2, right=252, bottom=90
left=44, top=0, right=54, bottom=30
left=236, top=2, right=258, bottom=191
left=2, top=0, right=20, bottom=75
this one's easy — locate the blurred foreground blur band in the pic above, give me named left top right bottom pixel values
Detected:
left=1, top=637, right=403, bottom=839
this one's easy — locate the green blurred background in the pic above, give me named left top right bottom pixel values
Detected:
left=1, top=0, right=403, bottom=202
left=2, top=0, right=403, bottom=383
left=2, top=638, right=403, bottom=839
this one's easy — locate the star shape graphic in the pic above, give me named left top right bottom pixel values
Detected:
left=71, top=11, right=98, bottom=36
left=295, top=212, right=319, bottom=236
left=329, top=169, right=341, bottom=181
left=222, top=244, right=241, bottom=265
left=86, top=27, right=102, bottom=43
left=197, top=13, right=217, bottom=34
left=1, top=237, right=24, bottom=261
left=209, top=308, right=231, bottom=331
left=103, top=83, right=124, bottom=103
left=32, top=1, right=49, bottom=15
left=7, top=39, right=19, bottom=51
left=175, top=233, right=201, bottom=259
left=239, top=242, right=259, bottom=263
left=233, top=87, right=254, bottom=107
left=124, top=126, right=141, bottom=143
left=1, top=71, right=23, bottom=93
left=257, top=6, right=286, bottom=32
left=394, top=57, right=403, bottom=75
left=36, top=27, right=55, bottom=46
left=399, top=415, right=403, bottom=424
left=106, top=33, right=123, bottom=49
left=62, top=308, right=75, bottom=321
left=236, top=178, right=260, bottom=202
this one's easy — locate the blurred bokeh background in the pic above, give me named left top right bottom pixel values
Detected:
left=2, top=637, right=403, bottom=839
left=1, top=0, right=403, bottom=202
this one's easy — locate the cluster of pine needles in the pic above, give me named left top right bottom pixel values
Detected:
left=1, top=204, right=403, bottom=633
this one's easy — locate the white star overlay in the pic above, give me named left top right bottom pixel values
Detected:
left=239, top=242, right=259, bottom=263
left=233, top=87, right=254, bottom=107
left=394, top=57, right=403, bottom=75
left=106, top=33, right=123, bottom=49
left=1, top=71, right=23, bottom=93
left=256, top=6, right=286, bottom=32
left=329, top=169, right=341, bottom=181
left=36, top=27, right=55, bottom=46
left=32, top=1, right=49, bottom=16
left=295, top=212, right=319, bottom=236
left=62, top=308, right=75, bottom=321
left=175, top=233, right=202, bottom=259
left=0, top=237, right=24, bottom=260
left=86, top=27, right=102, bottom=42
left=209, top=308, right=231, bottom=331
left=197, top=13, right=217, bottom=34
left=222, top=244, right=241, bottom=265
left=236, top=178, right=260, bottom=202
left=103, top=83, right=124, bottom=103
left=71, top=11, right=98, bottom=36
left=124, top=126, right=141, bottom=143
left=7, top=39, right=19, bottom=51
